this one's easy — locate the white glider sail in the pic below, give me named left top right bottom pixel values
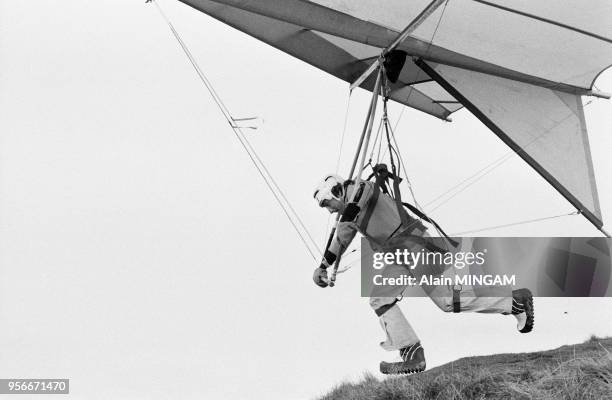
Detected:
left=310, top=0, right=612, bottom=90
left=417, top=60, right=603, bottom=228
left=179, top=0, right=461, bottom=119
left=178, top=0, right=611, bottom=231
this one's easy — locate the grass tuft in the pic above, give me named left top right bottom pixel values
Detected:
left=317, top=337, right=612, bottom=400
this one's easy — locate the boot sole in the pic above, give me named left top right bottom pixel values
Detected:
left=517, top=289, right=534, bottom=333
left=379, top=361, right=426, bottom=375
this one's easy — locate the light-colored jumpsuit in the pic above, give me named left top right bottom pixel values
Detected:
left=325, top=181, right=512, bottom=351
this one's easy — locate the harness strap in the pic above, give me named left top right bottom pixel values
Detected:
left=359, top=172, right=384, bottom=232
left=453, top=286, right=462, bottom=313
left=361, top=164, right=458, bottom=254
left=401, top=201, right=459, bottom=248
left=374, top=298, right=399, bottom=317
left=392, top=169, right=410, bottom=228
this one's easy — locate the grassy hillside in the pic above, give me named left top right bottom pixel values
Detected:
left=318, top=336, right=612, bottom=400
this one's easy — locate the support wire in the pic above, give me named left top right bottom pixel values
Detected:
left=149, top=0, right=322, bottom=260
left=449, top=211, right=580, bottom=236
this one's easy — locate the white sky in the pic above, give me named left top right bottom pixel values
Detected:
left=0, top=1, right=611, bottom=399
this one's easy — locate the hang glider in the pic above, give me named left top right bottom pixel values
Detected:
left=177, top=0, right=611, bottom=234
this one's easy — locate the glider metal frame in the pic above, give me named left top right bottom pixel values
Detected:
left=325, top=0, right=611, bottom=287
left=325, top=64, right=384, bottom=287
left=415, top=58, right=610, bottom=238
left=325, top=0, right=458, bottom=286
left=345, top=0, right=611, bottom=240
left=349, top=0, right=448, bottom=92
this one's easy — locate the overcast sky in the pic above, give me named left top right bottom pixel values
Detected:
left=1, top=1, right=611, bottom=399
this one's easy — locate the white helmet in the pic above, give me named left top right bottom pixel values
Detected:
left=313, top=174, right=345, bottom=206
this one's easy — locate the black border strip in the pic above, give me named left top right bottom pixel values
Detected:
left=414, top=58, right=604, bottom=231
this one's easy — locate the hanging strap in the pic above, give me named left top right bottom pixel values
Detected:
left=361, top=164, right=408, bottom=230
left=453, top=286, right=462, bottom=313
left=401, top=201, right=459, bottom=247
left=361, top=163, right=458, bottom=251
left=359, top=169, right=385, bottom=232
left=374, top=297, right=400, bottom=317
left=392, top=169, right=411, bottom=228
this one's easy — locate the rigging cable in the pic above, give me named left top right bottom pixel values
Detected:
left=425, top=100, right=594, bottom=213
left=387, top=108, right=453, bottom=252
left=424, top=0, right=450, bottom=56
left=325, top=91, right=354, bottom=245
left=335, top=92, right=353, bottom=174
left=380, top=0, right=451, bottom=218
left=426, top=153, right=513, bottom=210
left=149, top=0, right=322, bottom=260
left=334, top=1, right=454, bottom=274
left=388, top=0, right=450, bottom=131
left=368, top=119, right=384, bottom=163
left=449, top=211, right=580, bottom=236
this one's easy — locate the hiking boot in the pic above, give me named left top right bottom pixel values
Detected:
left=379, top=342, right=426, bottom=375
left=512, top=288, right=534, bottom=333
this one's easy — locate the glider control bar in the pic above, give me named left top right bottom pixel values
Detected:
left=326, top=67, right=384, bottom=287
